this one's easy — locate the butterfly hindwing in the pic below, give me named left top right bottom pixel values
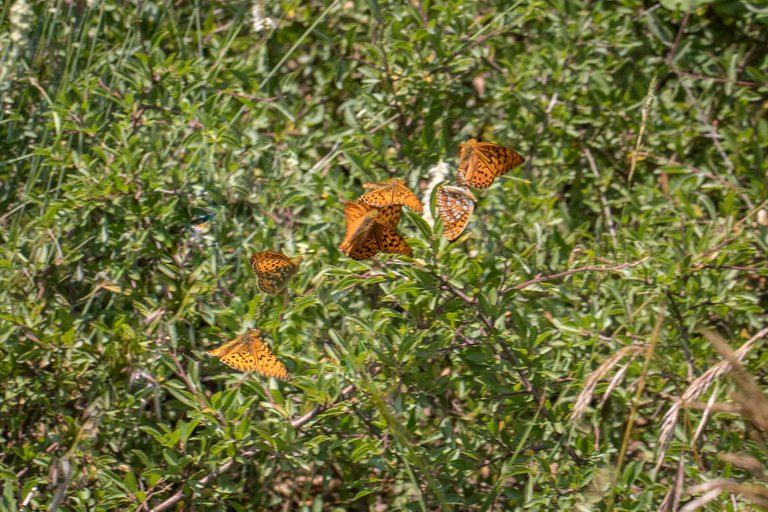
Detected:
left=358, top=201, right=401, bottom=230
left=247, top=336, right=290, bottom=381
left=374, top=224, right=413, bottom=257
left=347, top=232, right=381, bottom=260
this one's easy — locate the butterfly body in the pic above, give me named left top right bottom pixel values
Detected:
left=207, top=329, right=289, bottom=380
left=361, top=178, right=423, bottom=213
left=359, top=201, right=402, bottom=230
left=457, top=139, right=525, bottom=189
left=249, top=251, right=301, bottom=295
left=436, top=185, right=477, bottom=242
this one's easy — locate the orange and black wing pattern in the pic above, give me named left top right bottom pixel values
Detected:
left=361, top=178, right=423, bottom=213
left=207, top=329, right=290, bottom=381
left=457, top=139, right=524, bottom=189
left=249, top=251, right=302, bottom=294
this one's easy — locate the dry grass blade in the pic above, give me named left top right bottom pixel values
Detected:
left=656, top=327, right=768, bottom=468
left=599, top=360, right=633, bottom=409
left=680, top=479, right=768, bottom=511
left=701, top=328, right=768, bottom=432
left=691, top=389, right=718, bottom=447
left=572, top=345, right=643, bottom=423
left=659, top=457, right=686, bottom=512
left=717, top=453, right=766, bottom=480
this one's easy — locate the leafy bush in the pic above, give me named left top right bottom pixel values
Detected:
left=1, top=0, right=767, bottom=510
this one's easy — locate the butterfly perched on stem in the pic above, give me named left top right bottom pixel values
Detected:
left=249, top=251, right=302, bottom=295
left=360, top=178, right=423, bottom=213
left=457, top=139, right=525, bottom=189
left=436, top=185, right=477, bottom=242
left=339, top=200, right=412, bottom=260
left=207, top=329, right=289, bottom=380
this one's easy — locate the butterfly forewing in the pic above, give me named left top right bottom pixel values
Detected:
left=207, top=329, right=289, bottom=380
left=458, top=139, right=524, bottom=189
left=249, top=251, right=301, bottom=295
left=361, top=178, right=423, bottom=213
left=437, top=185, right=476, bottom=242
left=339, top=201, right=380, bottom=255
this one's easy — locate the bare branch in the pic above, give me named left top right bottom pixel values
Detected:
left=509, top=258, right=648, bottom=291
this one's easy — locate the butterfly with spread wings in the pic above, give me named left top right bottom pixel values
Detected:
left=207, top=329, right=289, bottom=380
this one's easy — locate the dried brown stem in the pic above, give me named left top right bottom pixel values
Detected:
left=509, top=257, right=648, bottom=291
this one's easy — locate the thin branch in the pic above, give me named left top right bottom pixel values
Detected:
left=672, top=69, right=764, bottom=88
left=152, top=364, right=383, bottom=510
left=584, top=147, right=617, bottom=238
left=291, top=365, right=383, bottom=429
left=666, top=11, right=691, bottom=66
left=440, top=283, right=477, bottom=304
left=508, top=257, right=648, bottom=291
left=151, top=451, right=258, bottom=512
left=695, top=198, right=768, bottom=263
left=692, top=264, right=764, bottom=272
left=223, top=92, right=284, bottom=102
left=169, top=351, right=209, bottom=412
left=628, top=77, right=656, bottom=185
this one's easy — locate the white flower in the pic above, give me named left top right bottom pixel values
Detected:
left=9, top=0, right=33, bottom=46
left=421, top=161, right=450, bottom=225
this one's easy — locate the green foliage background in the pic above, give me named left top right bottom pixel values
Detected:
left=1, top=0, right=767, bottom=510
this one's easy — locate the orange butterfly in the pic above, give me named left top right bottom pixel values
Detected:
left=457, top=139, right=525, bottom=189
left=359, top=200, right=402, bottom=230
left=436, top=185, right=477, bottom=242
left=339, top=200, right=412, bottom=260
left=249, top=251, right=301, bottom=295
left=207, top=329, right=289, bottom=380
left=361, top=178, right=423, bottom=213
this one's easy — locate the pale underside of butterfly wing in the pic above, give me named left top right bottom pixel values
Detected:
left=340, top=201, right=379, bottom=255
left=207, top=329, right=289, bottom=380
left=361, top=179, right=424, bottom=213
left=459, top=139, right=525, bottom=189
left=249, top=251, right=301, bottom=295
left=437, top=186, right=477, bottom=242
